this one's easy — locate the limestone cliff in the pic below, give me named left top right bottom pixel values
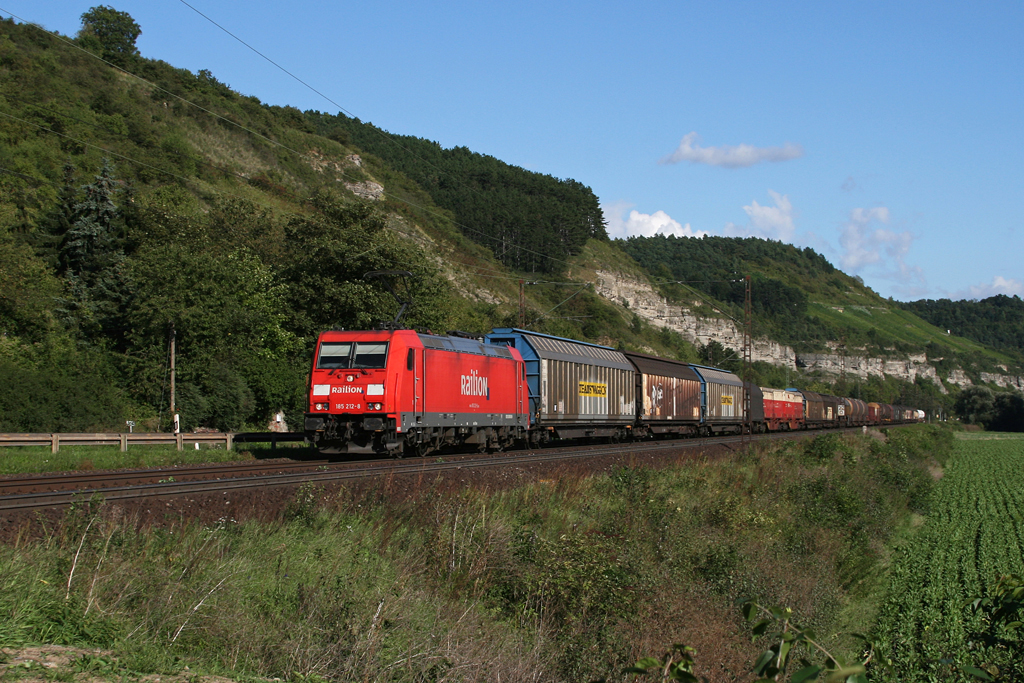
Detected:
left=593, top=269, right=1019, bottom=391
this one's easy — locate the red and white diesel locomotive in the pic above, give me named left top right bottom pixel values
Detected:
left=303, top=325, right=924, bottom=456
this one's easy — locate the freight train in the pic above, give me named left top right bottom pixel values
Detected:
left=303, top=327, right=924, bottom=456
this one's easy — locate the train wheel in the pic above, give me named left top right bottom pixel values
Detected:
left=406, top=440, right=432, bottom=458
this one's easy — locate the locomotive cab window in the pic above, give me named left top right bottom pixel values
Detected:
left=352, top=342, right=389, bottom=368
left=316, top=342, right=352, bottom=369
left=316, top=342, right=390, bottom=369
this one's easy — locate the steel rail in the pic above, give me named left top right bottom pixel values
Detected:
left=0, top=459, right=335, bottom=494
left=0, top=430, right=819, bottom=512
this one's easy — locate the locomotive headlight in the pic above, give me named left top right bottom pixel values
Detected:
left=346, top=375, right=355, bottom=382
left=314, top=402, right=328, bottom=411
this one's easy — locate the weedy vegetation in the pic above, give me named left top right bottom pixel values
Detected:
left=0, top=426, right=980, bottom=682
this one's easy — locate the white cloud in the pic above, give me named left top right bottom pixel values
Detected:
left=660, top=132, right=804, bottom=168
left=723, top=190, right=796, bottom=242
left=601, top=200, right=707, bottom=240
left=952, top=276, right=1024, bottom=300
left=838, top=206, right=924, bottom=287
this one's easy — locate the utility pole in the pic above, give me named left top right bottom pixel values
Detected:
left=169, top=322, right=176, bottom=432
left=519, top=279, right=525, bottom=328
left=840, top=335, right=847, bottom=389
left=742, top=275, right=752, bottom=446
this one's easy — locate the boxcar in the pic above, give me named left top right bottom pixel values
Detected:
left=623, top=352, right=702, bottom=436
left=823, top=394, right=842, bottom=427
left=746, top=382, right=766, bottom=431
left=692, top=365, right=748, bottom=434
left=896, top=406, right=915, bottom=423
left=484, top=328, right=636, bottom=443
left=801, top=390, right=840, bottom=428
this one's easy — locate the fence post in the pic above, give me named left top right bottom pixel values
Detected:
left=176, top=432, right=183, bottom=451
left=51, top=433, right=58, bottom=454
left=226, top=433, right=233, bottom=451
left=120, top=433, right=128, bottom=452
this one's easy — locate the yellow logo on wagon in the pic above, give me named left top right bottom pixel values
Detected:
left=578, top=381, right=607, bottom=397
left=721, top=395, right=734, bottom=406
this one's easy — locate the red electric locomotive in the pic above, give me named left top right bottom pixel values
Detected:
left=761, top=387, right=804, bottom=431
left=305, top=329, right=529, bottom=456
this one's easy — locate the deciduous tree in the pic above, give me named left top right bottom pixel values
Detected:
left=78, top=5, right=141, bottom=68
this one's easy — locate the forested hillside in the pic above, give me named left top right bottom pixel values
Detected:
left=620, top=234, right=881, bottom=349
left=618, top=234, right=1024, bottom=374
left=0, top=11, right=479, bottom=432
left=306, top=112, right=607, bottom=273
left=902, top=295, right=1024, bottom=361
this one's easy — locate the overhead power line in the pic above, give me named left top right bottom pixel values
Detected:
left=173, top=0, right=589, bottom=272
left=0, top=8, right=591, bottom=288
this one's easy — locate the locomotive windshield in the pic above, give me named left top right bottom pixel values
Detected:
left=316, top=341, right=389, bottom=369
left=353, top=342, right=388, bottom=368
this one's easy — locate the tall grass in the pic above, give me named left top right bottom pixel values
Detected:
left=0, top=426, right=951, bottom=681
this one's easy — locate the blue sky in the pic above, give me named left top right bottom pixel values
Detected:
left=10, top=1, right=1023, bottom=301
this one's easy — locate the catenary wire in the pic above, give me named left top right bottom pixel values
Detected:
left=0, top=7, right=580, bottom=273
left=172, top=0, right=593, bottom=271
left=0, top=8, right=599, bottom=302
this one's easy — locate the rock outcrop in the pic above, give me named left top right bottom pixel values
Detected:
left=595, top=271, right=795, bottom=367
left=344, top=180, right=384, bottom=201
left=593, top=269, right=1018, bottom=391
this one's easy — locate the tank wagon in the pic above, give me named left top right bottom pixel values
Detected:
left=843, top=398, right=869, bottom=427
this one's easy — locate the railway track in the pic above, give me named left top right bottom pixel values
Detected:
left=0, top=459, right=335, bottom=495
left=0, top=430, right=823, bottom=513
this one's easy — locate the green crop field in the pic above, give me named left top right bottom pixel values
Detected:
left=873, top=434, right=1024, bottom=680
